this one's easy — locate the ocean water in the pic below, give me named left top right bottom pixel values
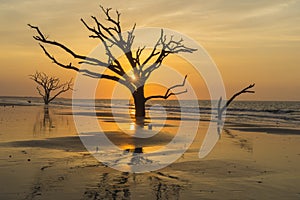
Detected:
left=0, top=96, right=299, bottom=130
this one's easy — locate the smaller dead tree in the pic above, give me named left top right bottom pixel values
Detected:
left=29, top=71, right=73, bottom=105
left=217, top=84, right=255, bottom=122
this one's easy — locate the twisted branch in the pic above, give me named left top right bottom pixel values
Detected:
left=145, top=75, right=188, bottom=102
left=217, top=83, right=255, bottom=121
left=141, top=30, right=197, bottom=79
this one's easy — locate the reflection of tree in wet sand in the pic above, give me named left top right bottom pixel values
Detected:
left=122, top=147, right=153, bottom=166
left=33, top=106, right=54, bottom=135
left=150, top=175, right=182, bottom=200
left=83, top=171, right=184, bottom=200
left=97, top=118, right=175, bottom=169
left=83, top=172, right=131, bottom=200
left=32, top=106, right=74, bottom=136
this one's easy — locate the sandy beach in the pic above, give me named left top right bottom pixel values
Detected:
left=0, top=103, right=299, bottom=200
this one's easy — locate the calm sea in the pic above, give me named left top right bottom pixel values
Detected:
left=0, top=96, right=299, bottom=129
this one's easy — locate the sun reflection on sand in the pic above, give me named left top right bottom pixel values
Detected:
left=129, top=122, right=135, bottom=131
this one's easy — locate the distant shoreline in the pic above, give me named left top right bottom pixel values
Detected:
left=0, top=96, right=299, bottom=102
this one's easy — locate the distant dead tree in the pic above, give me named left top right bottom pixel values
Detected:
left=29, top=71, right=72, bottom=105
left=217, top=84, right=255, bottom=122
left=28, top=6, right=196, bottom=118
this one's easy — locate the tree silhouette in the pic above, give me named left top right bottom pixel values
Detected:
left=28, top=6, right=196, bottom=118
left=217, top=84, right=255, bottom=122
left=30, top=71, right=72, bottom=105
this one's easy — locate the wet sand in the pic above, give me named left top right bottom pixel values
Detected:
left=0, top=105, right=300, bottom=199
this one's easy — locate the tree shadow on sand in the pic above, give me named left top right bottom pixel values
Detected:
left=82, top=171, right=184, bottom=200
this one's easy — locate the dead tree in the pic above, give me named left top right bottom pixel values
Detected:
left=28, top=6, right=196, bottom=118
left=217, top=84, right=255, bottom=121
left=29, top=71, right=73, bottom=105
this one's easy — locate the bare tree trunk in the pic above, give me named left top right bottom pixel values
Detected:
left=133, top=86, right=146, bottom=118
left=44, top=92, right=49, bottom=105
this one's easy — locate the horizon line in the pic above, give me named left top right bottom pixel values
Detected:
left=0, top=95, right=299, bottom=102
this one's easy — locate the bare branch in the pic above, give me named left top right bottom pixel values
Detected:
left=28, top=24, right=107, bottom=67
left=81, top=8, right=138, bottom=71
left=145, top=75, right=188, bottom=102
left=48, top=79, right=73, bottom=102
left=225, top=83, right=255, bottom=108
left=142, top=30, right=197, bottom=79
left=141, top=37, right=161, bottom=68
left=36, top=86, right=44, bottom=97
left=99, top=5, right=122, bottom=33
left=80, top=17, right=115, bottom=43
left=80, top=17, right=133, bottom=80
left=30, top=71, right=73, bottom=104
left=29, top=24, right=130, bottom=82
left=126, top=23, right=136, bottom=50
left=134, top=46, right=145, bottom=66
left=78, top=69, right=135, bottom=92
left=217, top=83, right=255, bottom=121
left=39, top=44, right=79, bottom=71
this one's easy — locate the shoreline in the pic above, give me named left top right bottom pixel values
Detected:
left=1, top=95, right=300, bottom=102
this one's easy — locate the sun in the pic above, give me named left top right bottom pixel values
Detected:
left=131, top=74, right=136, bottom=80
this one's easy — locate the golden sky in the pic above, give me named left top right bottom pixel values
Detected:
left=0, top=0, right=299, bottom=100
